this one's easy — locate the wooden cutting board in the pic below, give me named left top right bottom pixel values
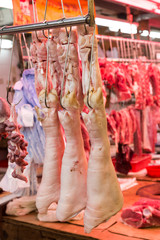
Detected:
left=108, top=221, right=160, bottom=240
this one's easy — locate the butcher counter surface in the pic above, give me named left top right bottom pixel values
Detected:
left=0, top=178, right=160, bottom=240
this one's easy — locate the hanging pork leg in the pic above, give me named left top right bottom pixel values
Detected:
left=78, top=25, right=123, bottom=233
left=56, top=28, right=87, bottom=221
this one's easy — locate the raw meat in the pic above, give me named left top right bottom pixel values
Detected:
left=36, top=91, right=64, bottom=218
left=121, top=198, right=160, bottom=228
left=47, top=33, right=62, bottom=97
left=115, top=143, right=133, bottom=174
left=5, top=104, right=28, bottom=182
left=36, top=106, right=64, bottom=215
left=55, top=28, right=87, bottom=222
left=57, top=28, right=83, bottom=110
left=6, top=195, right=36, bottom=216
left=82, top=108, right=123, bottom=233
left=56, top=109, right=87, bottom=221
left=77, top=25, right=102, bottom=107
left=78, top=24, right=123, bottom=233
left=31, top=30, right=65, bottom=220
left=0, top=97, right=10, bottom=136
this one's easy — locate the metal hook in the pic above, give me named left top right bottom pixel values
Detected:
left=44, top=29, right=50, bottom=108
left=7, top=36, right=15, bottom=105
left=35, top=31, right=42, bottom=42
left=6, top=87, right=13, bottom=105
left=87, top=26, right=95, bottom=109
left=42, top=19, right=49, bottom=39
left=60, top=26, right=72, bottom=110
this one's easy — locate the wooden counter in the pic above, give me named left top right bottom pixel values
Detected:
left=0, top=179, right=160, bottom=240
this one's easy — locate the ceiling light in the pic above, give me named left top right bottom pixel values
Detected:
left=1, top=39, right=13, bottom=49
left=150, top=31, right=160, bottom=39
left=0, top=0, right=13, bottom=9
left=141, top=30, right=149, bottom=37
left=154, top=8, right=160, bottom=14
left=95, top=17, right=137, bottom=35
left=108, top=0, right=159, bottom=13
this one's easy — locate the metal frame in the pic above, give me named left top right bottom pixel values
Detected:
left=97, top=34, right=160, bottom=62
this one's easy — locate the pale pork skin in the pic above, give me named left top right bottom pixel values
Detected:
left=30, top=31, right=65, bottom=220
left=36, top=105, right=64, bottom=216
left=56, top=28, right=87, bottom=222
left=57, top=28, right=84, bottom=110
left=82, top=108, right=123, bottom=233
left=56, top=109, right=87, bottom=221
left=78, top=25, right=123, bottom=233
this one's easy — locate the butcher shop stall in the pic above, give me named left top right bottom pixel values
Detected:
left=1, top=0, right=160, bottom=239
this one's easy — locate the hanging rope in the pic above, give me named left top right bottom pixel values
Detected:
left=60, top=26, right=72, bottom=109
left=44, top=0, right=48, bottom=21
left=77, top=0, right=87, bottom=33
left=60, top=0, right=69, bottom=37
left=31, top=0, right=41, bottom=42
left=22, top=33, right=33, bottom=69
left=61, top=0, right=66, bottom=18
left=31, top=0, right=36, bottom=23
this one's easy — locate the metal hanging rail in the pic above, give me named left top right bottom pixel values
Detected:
left=0, top=16, right=89, bottom=35
left=96, top=34, right=160, bottom=63
left=0, top=0, right=95, bottom=35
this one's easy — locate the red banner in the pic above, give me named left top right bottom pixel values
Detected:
left=12, top=0, right=88, bottom=25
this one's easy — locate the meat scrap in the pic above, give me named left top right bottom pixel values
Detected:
left=0, top=97, right=10, bottom=135
left=121, top=198, right=160, bottom=228
left=115, top=143, right=133, bottom=174
left=4, top=104, right=28, bottom=182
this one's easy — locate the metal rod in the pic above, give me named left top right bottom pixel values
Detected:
left=44, top=0, right=48, bottom=21
left=22, top=33, right=32, bottom=68
left=0, top=16, right=89, bottom=35
left=127, top=39, right=130, bottom=59
left=97, top=35, right=160, bottom=46
left=101, top=37, right=106, bottom=58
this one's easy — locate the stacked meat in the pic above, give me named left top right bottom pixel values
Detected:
left=30, top=26, right=123, bottom=233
